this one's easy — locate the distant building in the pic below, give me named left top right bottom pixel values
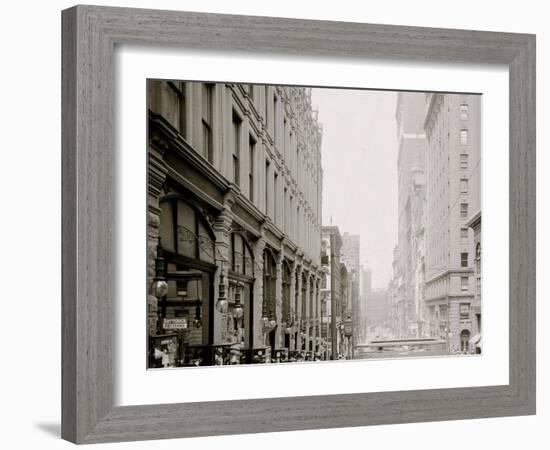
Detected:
left=341, top=233, right=362, bottom=345
left=361, top=267, right=372, bottom=337
left=392, top=92, right=427, bottom=338
left=320, top=226, right=352, bottom=360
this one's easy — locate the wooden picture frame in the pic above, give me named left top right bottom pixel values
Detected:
left=61, top=5, right=536, bottom=444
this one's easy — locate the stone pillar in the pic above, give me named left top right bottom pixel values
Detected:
left=253, top=235, right=266, bottom=348
left=310, top=277, right=317, bottom=352
left=304, top=271, right=311, bottom=352
left=274, top=250, right=284, bottom=349
left=316, top=276, right=322, bottom=342
left=448, top=299, right=460, bottom=352
left=147, top=211, right=160, bottom=337
left=212, top=193, right=234, bottom=345
left=147, top=144, right=167, bottom=337
left=295, top=264, right=303, bottom=351
left=311, top=275, right=321, bottom=351
left=289, top=260, right=297, bottom=351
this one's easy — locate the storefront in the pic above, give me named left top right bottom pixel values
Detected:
left=149, top=197, right=216, bottom=367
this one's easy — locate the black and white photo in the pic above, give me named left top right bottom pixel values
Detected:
left=146, top=81, right=482, bottom=368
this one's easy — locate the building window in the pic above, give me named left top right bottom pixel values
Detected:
left=249, top=135, right=256, bottom=202
left=460, top=154, right=468, bottom=170
left=283, top=119, right=287, bottom=160
left=460, top=228, right=468, bottom=244
left=296, top=147, right=300, bottom=184
left=274, top=172, right=278, bottom=221
left=201, top=83, right=214, bottom=162
left=231, top=232, right=254, bottom=276
left=273, top=94, right=278, bottom=142
left=159, top=199, right=215, bottom=263
left=460, top=203, right=468, bottom=218
left=265, top=160, right=270, bottom=215
left=476, top=242, right=481, bottom=273
left=460, top=129, right=468, bottom=145
left=166, top=81, right=187, bottom=138
left=461, top=276, right=469, bottom=291
left=296, top=206, right=300, bottom=243
left=461, top=252, right=468, bottom=267
left=460, top=104, right=469, bottom=121
left=232, top=110, right=241, bottom=187
left=283, top=187, right=288, bottom=233
left=460, top=303, right=470, bottom=320
left=460, top=178, right=468, bottom=193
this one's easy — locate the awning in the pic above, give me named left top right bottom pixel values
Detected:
left=469, top=334, right=481, bottom=345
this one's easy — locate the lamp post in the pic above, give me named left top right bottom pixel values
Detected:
left=152, top=244, right=169, bottom=335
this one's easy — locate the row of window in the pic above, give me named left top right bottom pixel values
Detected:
left=159, top=81, right=319, bottom=222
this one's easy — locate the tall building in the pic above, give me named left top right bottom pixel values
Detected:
left=320, top=226, right=352, bottom=360
left=423, top=93, right=481, bottom=352
left=341, top=233, right=362, bottom=344
left=361, top=267, right=372, bottom=337
left=147, top=81, right=324, bottom=366
left=392, top=92, right=427, bottom=338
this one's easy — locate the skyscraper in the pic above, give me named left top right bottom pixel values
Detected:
left=423, top=93, right=481, bottom=352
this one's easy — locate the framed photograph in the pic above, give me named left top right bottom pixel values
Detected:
left=62, top=5, right=535, bottom=444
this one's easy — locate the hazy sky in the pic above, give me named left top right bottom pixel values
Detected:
left=311, top=88, right=398, bottom=289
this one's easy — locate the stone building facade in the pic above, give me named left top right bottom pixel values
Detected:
left=320, top=226, right=350, bottom=360
left=423, top=93, right=481, bottom=352
left=392, top=92, right=427, bottom=338
left=341, top=233, right=362, bottom=345
left=147, top=80, right=324, bottom=366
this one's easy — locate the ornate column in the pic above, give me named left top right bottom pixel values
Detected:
left=147, top=140, right=168, bottom=337
left=316, top=276, right=322, bottom=350
left=311, top=277, right=318, bottom=352
left=295, top=263, right=303, bottom=352
left=274, top=250, right=284, bottom=349
left=304, top=271, right=311, bottom=352
left=289, top=260, right=297, bottom=351
left=253, top=233, right=266, bottom=349
left=212, top=193, right=235, bottom=345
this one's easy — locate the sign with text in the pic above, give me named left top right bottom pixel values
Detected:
left=163, top=318, right=188, bottom=330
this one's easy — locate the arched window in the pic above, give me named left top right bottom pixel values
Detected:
left=301, top=272, right=308, bottom=319
left=159, top=198, right=215, bottom=263
left=282, top=261, right=292, bottom=324
left=460, top=329, right=471, bottom=352
left=229, top=232, right=254, bottom=277
left=262, top=249, right=277, bottom=322
left=309, top=277, right=315, bottom=320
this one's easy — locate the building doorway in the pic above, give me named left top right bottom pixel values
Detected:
left=460, top=329, right=471, bottom=353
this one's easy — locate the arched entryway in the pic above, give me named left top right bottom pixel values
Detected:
left=226, top=232, right=255, bottom=356
left=460, top=329, right=471, bottom=353
left=151, top=198, right=217, bottom=367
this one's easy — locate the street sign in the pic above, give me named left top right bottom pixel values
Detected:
left=163, top=318, right=188, bottom=330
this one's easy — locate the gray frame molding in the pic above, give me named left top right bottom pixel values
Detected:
left=61, top=5, right=536, bottom=444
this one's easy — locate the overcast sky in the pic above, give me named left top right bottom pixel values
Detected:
left=311, top=88, right=398, bottom=289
